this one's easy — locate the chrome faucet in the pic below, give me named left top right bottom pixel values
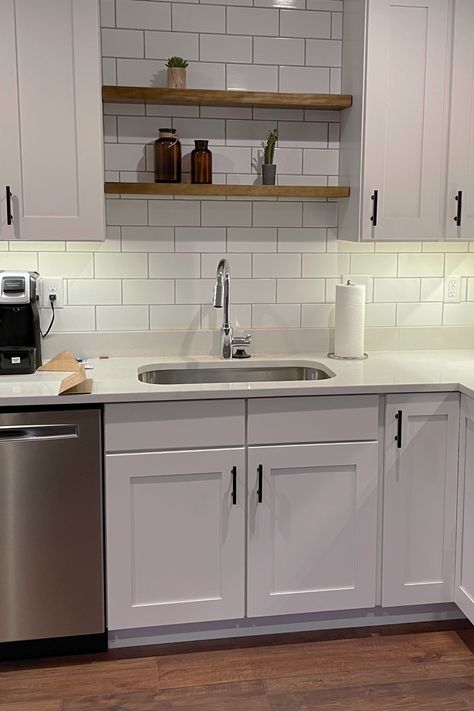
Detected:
left=212, top=258, right=252, bottom=359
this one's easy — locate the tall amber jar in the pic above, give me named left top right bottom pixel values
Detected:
left=191, top=140, right=212, bottom=184
left=154, top=128, right=181, bottom=183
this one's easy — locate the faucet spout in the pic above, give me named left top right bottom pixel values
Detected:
left=212, top=258, right=251, bottom=359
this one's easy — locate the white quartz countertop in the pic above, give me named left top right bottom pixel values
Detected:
left=0, top=349, right=474, bottom=407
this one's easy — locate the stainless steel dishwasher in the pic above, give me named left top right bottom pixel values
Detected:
left=0, top=408, right=106, bottom=659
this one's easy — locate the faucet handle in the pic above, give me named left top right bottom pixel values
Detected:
left=232, top=334, right=252, bottom=346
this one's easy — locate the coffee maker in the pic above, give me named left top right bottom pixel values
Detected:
left=0, top=271, right=42, bottom=375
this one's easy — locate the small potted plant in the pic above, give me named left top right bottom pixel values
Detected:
left=166, top=57, right=188, bottom=89
left=262, top=129, right=278, bottom=185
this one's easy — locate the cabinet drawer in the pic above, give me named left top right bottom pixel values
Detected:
left=248, top=395, right=379, bottom=444
left=105, top=399, right=245, bottom=452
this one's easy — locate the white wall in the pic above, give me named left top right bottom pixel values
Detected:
left=2, top=0, right=474, bottom=345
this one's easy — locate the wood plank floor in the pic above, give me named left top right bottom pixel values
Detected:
left=2, top=629, right=474, bottom=710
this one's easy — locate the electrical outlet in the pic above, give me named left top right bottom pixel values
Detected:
left=444, top=275, right=461, bottom=303
left=40, top=277, right=64, bottom=309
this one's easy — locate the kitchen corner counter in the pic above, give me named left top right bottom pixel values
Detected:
left=0, top=349, right=474, bottom=407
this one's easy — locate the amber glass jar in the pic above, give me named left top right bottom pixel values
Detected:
left=154, top=128, right=181, bottom=183
left=191, top=140, right=212, bottom=184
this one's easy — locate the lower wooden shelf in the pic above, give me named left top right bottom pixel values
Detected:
left=104, top=182, right=350, bottom=198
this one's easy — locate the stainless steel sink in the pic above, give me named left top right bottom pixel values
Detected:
left=138, top=364, right=334, bottom=385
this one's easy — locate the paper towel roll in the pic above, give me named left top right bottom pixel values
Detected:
left=334, top=282, right=366, bottom=358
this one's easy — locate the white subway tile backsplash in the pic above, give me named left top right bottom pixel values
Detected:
left=1, top=252, right=38, bottom=271
left=148, top=200, right=200, bottom=226
left=150, top=304, right=201, bottom=329
left=280, top=9, right=331, bottom=38
left=254, top=37, right=305, bottom=66
left=95, top=253, right=148, bottom=278
left=279, top=66, right=330, bottom=93
left=445, top=253, right=474, bottom=277
left=201, top=304, right=251, bottom=329
left=227, top=64, right=278, bottom=92
left=100, top=0, right=116, bottom=27
left=102, top=58, right=117, bottom=85
left=117, top=58, right=165, bottom=86
left=351, top=253, right=397, bottom=277
left=331, top=10, right=343, bottom=39
left=373, top=278, right=420, bottom=303
left=173, top=117, right=225, bottom=145
left=116, top=0, right=171, bottom=30
left=253, top=202, right=302, bottom=227
left=97, top=305, right=149, bottom=331
left=186, top=62, right=226, bottom=89
left=365, top=303, right=396, bottom=327
left=278, top=227, right=326, bottom=252
left=303, top=253, right=349, bottom=277
left=301, top=303, right=334, bottom=327
left=398, top=253, right=444, bottom=277
left=252, top=303, right=300, bottom=328
left=201, top=201, right=252, bottom=226
left=122, top=226, right=174, bottom=252
left=227, top=227, right=277, bottom=252
left=233, top=279, right=276, bottom=303
left=303, top=202, right=337, bottom=227
left=227, top=7, right=279, bottom=35
left=10, top=241, right=65, bottom=252
left=303, top=149, right=339, bottom=175
left=175, top=279, right=215, bottom=304
left=106, top=199, right=147, bottom=226
left=277, top=278, right=325, bottom=303
left=397, top=302, right=443, bottom=327
left=101, top=29, right=144, bottom=58
left=173, top=4, right=225, bottom=33
left=39, top=253, right=93, bottom=278
left=200, top=34, right=252, bottom=63
left=39, top=306, right=95, bottom=333
left=175, top=227, right=226, bottom=252
left=145, top=31, right=199, bottom=60
left=105, top=143, right=146, bottom=171
left=443, top=303, right=474, bottom=326
left=68, top=279, right=121, bottom=305
left=306, top=38, right=342, bottom=66
left=123, top=279, right=174, bottom=304
left=149, top=253, right=201, bottom=278
left=421, top=278, right=444, bottom=302
left=253, top=253, right=301, bottom=277
left=278, top=121, right=328, bottom=149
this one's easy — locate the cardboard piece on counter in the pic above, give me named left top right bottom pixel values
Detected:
left=39, top=350, right=81, bottom=373
left=58, top=365, right=91, bottom=395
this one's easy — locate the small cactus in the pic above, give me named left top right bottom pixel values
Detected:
left=263, top=129, right=278, bottom=164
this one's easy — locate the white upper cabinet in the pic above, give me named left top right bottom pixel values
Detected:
left=340, top=0, right=452, bottom=241
left=382, top=394, right=459, bottom=607
left=445, top=0, right=474, bottom=240
left=0, top=0, right=104, bottom=241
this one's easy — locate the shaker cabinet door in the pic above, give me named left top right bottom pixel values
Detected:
left=247, top=442, right=378, bottom=618
left=106, top=447, right=245, bottom=630
left=361, top=0, right=451, bottom=240
left=0, top=0, right=104, bottom=241
left=456, top=396, right=474, bottom=624
left=383, top=394, right=459, bottom=606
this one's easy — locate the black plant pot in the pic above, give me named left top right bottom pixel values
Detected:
left=262, top=164, right=276, bottom=185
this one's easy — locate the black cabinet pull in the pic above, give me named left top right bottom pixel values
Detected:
left=395, top=410, right=402, bottom=449
left=454, top=190, right=463, bottom=227
left=257, top=464, right=263, bottom=503
left=231, top=466, right=237, bottom=505
left=6, top=186, right=13, bottom=226
left=370, top=190, right=378, bottom=227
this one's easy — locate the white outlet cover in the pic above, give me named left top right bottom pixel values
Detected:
left=444, top=275, right=461, bottom=303
left=40, top=277, right=64, bottom=308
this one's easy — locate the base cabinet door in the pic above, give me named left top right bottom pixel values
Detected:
left=247, top=442, right=378, bottom=617
left=383, top=394, right=459, bottom=606
left=106, top=448, right=245, bottom=630
left=456, top=396, right=474, bottom=622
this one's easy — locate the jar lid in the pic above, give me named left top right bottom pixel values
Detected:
left=159, top=127, right=176, bottom=133
left=194, top=139, right=209, bottom=149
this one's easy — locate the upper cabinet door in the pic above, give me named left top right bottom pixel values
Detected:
left=361, top=0, right=451, bottom=240
left=446, top=1, right=474, bottom=240
left=0, top=0, right=104, bottom=241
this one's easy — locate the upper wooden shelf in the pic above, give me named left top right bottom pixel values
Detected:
left=104, top=183, right=350, bottom=198
left=102, top=86, right=352, bottom=110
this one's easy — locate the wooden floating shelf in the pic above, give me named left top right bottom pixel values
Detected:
left=102, top=86, right=352, bottom=111
left=104, top=183, right=350, bottom=198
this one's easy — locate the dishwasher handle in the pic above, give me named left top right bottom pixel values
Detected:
left=0, top=424, right=79, bottom=441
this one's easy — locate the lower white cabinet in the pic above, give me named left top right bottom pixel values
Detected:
left=247, top=442, right=379, bottom=617
left=106, top=447, right=245, bottom=630
left=456, top=395, right=474, bottom=621
left=382, top=394, right=459, bottom=606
